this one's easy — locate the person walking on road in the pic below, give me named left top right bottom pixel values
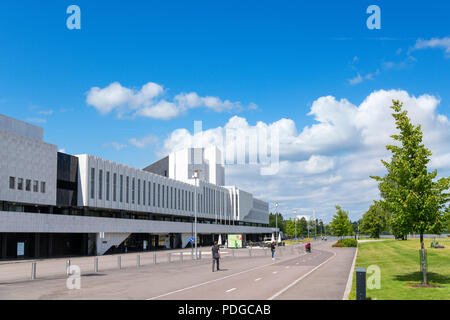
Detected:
left=270, top=241, right=276, bottom=260
left=212, top=241, right=221, bottom=272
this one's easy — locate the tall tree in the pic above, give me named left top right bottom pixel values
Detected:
left=371, top=100, right=450, bottom=284
left=360, top=203, right=388, bottom=238
left=329, top=205, right=352, bottom=238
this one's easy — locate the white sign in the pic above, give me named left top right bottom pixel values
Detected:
left=17, top=242, right=24, bottom=256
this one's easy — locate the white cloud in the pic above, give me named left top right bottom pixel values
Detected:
left=129, top=134, right=159, bottom=149
left=348, top=70, right=380, bottom=85
left=413, top=37, right=450, bottom=57
left=159, top=89, right=450, bottom=222
left=86, top=81, right=256, bottom=120
left=102, top=142, right=127, bottom=151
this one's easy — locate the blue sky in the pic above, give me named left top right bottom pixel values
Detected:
left=0, top=1, right=449, bottom=222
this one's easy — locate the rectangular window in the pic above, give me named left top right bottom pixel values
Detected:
left=9, top=177, right=15, bottom=189
left=153, top=183, right=156, bottom=206
left=113, top=173, right=117, bottom=202
left=41, top=181, right=46, bottom=193
left=98, top=170, right=103, bottom=200
left=158, top=184, right=160, bottom=207
left=138, top=179, right=141, bottom=205
left=174, top=188, right=177, bottom=210
left=148, top=182, right=151, bottom=206
left=132, top=177, right=135, bottom=204
left=126, top=176, right=129, bottom=203
left=162, top=185, right=165, bottom=208
left=178, top=189, right=181, bottom=210
left=170, top=187, right=173, bottom=209
left=143, top=181, right=146, bottom=206
left=90, top=168, right=95, bottom=199
left=166, top=186, right=169, bottom=208
left=25, top=179, right=31, bottom=191
left=106, top=171, right=110, bottom=201
left=120, top=175, right=123, bottom=202
left=33, top=180, right=38, bottom=192
left=17, top=178, right=23, bottom=190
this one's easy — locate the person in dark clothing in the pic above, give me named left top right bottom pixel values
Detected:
left=270, top=241, right=276, bottom=260
left=211, top=241, right=221, bottom=272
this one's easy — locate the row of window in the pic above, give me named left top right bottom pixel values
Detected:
left=89, top=168, right=232, bottom=218
left=90, top=168, right=197, bottom=212
left=9, top=177, right=46, bottom=193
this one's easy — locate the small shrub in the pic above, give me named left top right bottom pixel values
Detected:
left=332, top=238, right=358, bottom=247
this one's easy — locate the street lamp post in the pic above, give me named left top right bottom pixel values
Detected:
left=193, top=170, right=201, bottom=259
left=275, top=202, right=278, bottom=244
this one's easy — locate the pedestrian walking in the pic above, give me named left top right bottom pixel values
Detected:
left=211, top=241, right=221, bottom=272
left=270, top=241, right=276, bottom=260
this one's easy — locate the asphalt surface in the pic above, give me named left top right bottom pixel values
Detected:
left=0, top=241, right=356, bottom=300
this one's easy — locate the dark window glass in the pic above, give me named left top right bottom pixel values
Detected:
left=98, top=170, right=103, bottom=200
left=126, top=176, right=129, bottom=203
left=120, top=175, right=123, bottom=202
left=90, top=168, right=95, bottom=199
left=26, top=179, right=31, bottom=191
left=106, top=171, right=110, bottom=201
left=113, top=173, right=117, bottom=202
left=9, top=177, right=15, bottom=189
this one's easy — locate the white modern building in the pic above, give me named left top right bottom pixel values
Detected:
left=0, top=114, right=273, bottom=259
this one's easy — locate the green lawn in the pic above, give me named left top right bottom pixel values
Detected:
left=349, top=238, right=450, bottom=300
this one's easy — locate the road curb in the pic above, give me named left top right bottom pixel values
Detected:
left=343, top=247, right=358, bottom=300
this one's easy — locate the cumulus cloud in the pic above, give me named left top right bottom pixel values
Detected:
left=413, top=37, right=450, bottom=57
left=129, top=134, right=159, bottom=149
left=159, top=89, right=450, bottom=222
left=86, top=81, right=255, bottom=120
left=102, top=142, right=127, bottom=151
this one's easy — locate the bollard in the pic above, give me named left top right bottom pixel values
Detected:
left=249, top=248, right=251, bottom=257
left=180, top=252, right=183, bottom=263
left=117, top=256, right=121, bottom=269
left=168, top=253, right=171, bottom=263
left=264, top=247, right=267, bottom=256
left=232, top=249, right=235, bottom=257
left=291, top=246, right=294, bottom=254
left=94, top=257, right=98, bottom=272
left=31, top=262, right=36, bottom=280
left=191, top=250, right=194, bottom=260
left=137, top=254, right=140, bottom=267
left=66, top=260, right=71, bottom=276
left=153, top=252, right=157, bottom=264
left=356, top=268, right=366, bottom=300
left=199, top=250, right=202, bottom=260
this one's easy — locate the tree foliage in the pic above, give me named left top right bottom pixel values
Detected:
left=370, top=100, right=450, bottom=283
left=360, top=202, right=388, bottom=238
left=329, top=205, right=352, bottom=238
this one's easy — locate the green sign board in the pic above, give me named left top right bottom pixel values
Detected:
left=227, top=234, right=242, bottom=248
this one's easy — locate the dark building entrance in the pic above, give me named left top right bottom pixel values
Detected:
left=0, top=233, right=88, bottom=260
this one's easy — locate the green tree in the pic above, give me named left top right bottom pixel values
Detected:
left=299, top=217, right=308, bottom=237
left=371, top=100, right=450, bottom=284
left=285, top=219, right=295, bottom=237
left=329, top=205, right=352, bottom=238
left=360, top=203, right=388, bottom=238
left=269, top=212, right=286, bottom=234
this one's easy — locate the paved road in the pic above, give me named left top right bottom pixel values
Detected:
left=0, top=241, right=356, bottom=300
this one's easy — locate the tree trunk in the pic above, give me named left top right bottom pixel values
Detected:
left=420, top=233, right=428, bottom=284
